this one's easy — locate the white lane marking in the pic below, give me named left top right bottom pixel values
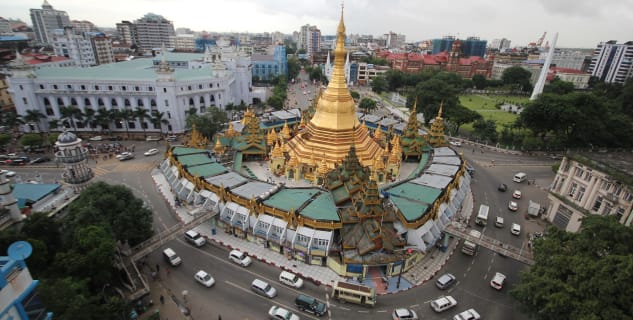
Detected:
left=358, top=310, right=369, bottom=313
left=224, top=280, right=319, bottom=319
left=376, top=310, right=388, bottom=313
left=410, top=304, right=420, bottom=308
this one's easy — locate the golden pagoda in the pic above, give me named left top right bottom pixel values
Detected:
left=283, top=7, right=385, bottom=173
left=186, top=124, right=209, bottom=149
left=429, top=101, right=448, bottom=147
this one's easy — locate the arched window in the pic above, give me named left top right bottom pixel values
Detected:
left=199, top=96, right=204, bottom=104
left=137, top=99, right=144, bottom=106
left=98, top=98, right=104, bottom=106
left=210, top=95, right=215, bottom=102
left=150, top=99, right=157, bottom=107
left=124, top=99, right=131, bottom=107
left=111, top=98, right=118, bottom=107
left=70, top=98, right=78, bottom=106
left=43, top=98, right=50, bottom=106
left=84, top=98, right=91, bottom=106
left=57, top=97, right=64, bottom=105
left=189, top=98, right=194, bottom=106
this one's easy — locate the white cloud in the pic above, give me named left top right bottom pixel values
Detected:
left=5, top=0, right=632, bottom=47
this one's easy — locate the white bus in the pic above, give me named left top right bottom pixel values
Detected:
left=331, top=281, right=376, bottom=306
left=475, top=204, right=489, bottom=226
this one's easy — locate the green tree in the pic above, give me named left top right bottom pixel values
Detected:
left=150, top=110, right=170, bottom=134
left=501, top=66, right=533, bottom=92
left=359, top=98, right=377, bottom=113
left=19, top=133, right=43, bottom=148
left=95, top=108, right=112, bottom=133
left=23, top=109, right=46, bottom=133
left=409, top=78, right=460, bottom=124
left=82, top=108, right=96, bottom=133
left=370, top=76, right=388, bottom=93
left=134, top=107, right=150, bottom=137
left=287, top=56, right=301, bottom=81
left=187, top=106, right=228, bottom=138
left=0, top=133, right=11, bottom=148
left=471, top=74, right=487, bottom=90
left=21, top=213, right=62, bottom=268
left=308, top=67, right=324, bottom=83
left=112, top=109, right=134, bottom=138
left=59, top=106, right=83, bottom=132
left=511, top=215, right=633, bottom=320
left=445, top=105, right=482, bottom=135
left=350, top=91, right=360, bottom=100
left=385, top=70, right=405, bottom=91
left=0, top=111, right=24, bottom=132
left=472, top=119, right=498, bottom=143
left=543, top=78, right=575, bottom=95
left=267, top=95, right=284, bottom=110
left=64, top=182, right=153, bottom=246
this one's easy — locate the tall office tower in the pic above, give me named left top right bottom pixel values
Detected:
left=52, top=27, right=97, bottom=67
left=30, top=0, right=71, bottom=45
left=431, top=36, right=456, bottom=54
left=588, top=40, right=633, bottom=84
left=461, top=37, right=487, bottom=57
left=91, top=33, right=115, bottom=65
left=491, top=38, right=512, bottom=51
left=133, top=13, right=176, bottom=50
left=299, top=24, right=321, bottom=58
left=385, top=31, right=406, bottom=49
left=115, top=20, right=135, bottom=45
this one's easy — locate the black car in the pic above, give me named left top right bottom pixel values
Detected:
left=30, top=156, right=51, bottom=164
left=498, top=183, right=508, bottom=192
left=9, top=159, right=27, bottom=166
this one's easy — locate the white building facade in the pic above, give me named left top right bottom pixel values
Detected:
left=547, top=153, right=633, bottom=232
left=588, top=41, right=633, bottom=84
left=29, top=0, right=71, bottom=45
left=7, top=48, right=252, bottom=135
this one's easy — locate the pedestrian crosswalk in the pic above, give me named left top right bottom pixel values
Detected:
left=92, top=162, right=156, bottom=177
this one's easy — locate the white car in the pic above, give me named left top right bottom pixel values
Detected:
left=512, top=190, right=522, bottom=199
left=511, top=223, right=521, bottom=236
left=508, top=201, right=518, bottom=211
left=194, top=270, right=215, bottom=287
left=490, top=272, right=506, bottom=290
left=229, top=249, right=252, bottom=267
left=268, top=306, right=299, bottom=320
left=146, top=136, right=161, bottom=141
left=1, top=170, right=16, bottom=177
left=430, top=295, right=457, bottom=312
left=89, top=136, right=103, bottom=141
left=450, top=141, right=462, bottom=147
left=495, top=216, right=504, bottom=228
left=393, top=308, right=418, bottom=320
left=453, top=308, right=481, bottom=320
left=144, top=148, right=159, bottom=156
left=116, top=152, right=134, bottom=161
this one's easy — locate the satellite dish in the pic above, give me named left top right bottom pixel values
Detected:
left=8, top=241, right=33, bottom=261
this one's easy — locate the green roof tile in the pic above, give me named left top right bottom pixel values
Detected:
left=263, top=188, right=321, bottom=212
left=300, top=193, right=340, bottom=222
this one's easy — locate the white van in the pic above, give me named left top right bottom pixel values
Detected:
left=251, top=279, right=277, bottom=298
left=513, top=172, right=527, bottom=183
left=162, top=248, right=182, bottom=266
left=279, top=271, right=304, bottom=289
left=475, top=205, right=489, bottom=226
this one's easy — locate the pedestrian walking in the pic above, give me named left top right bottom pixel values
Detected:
left=160, top=295, right=164, bottom=304
left=156, top=264, right=160, bottom=273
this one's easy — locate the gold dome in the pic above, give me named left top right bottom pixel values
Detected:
left=284, top=7, right=384, bottom=171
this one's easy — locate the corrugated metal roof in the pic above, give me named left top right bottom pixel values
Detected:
left=204, top=172, right=248, bottom=189
left=263, top=188, right=321, bottom=212
left=299, top=192, right=340, bottom=222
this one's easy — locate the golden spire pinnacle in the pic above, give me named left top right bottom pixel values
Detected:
left=281, top=121, right=291, bottom=140
left=271, top=141, right=284, bottom=158
left=226, top=122, right=237, bottom=137
left=318, top=154, right=329, bottom=175
left=373, top=150, right=385, bottom=170
left=308, top=5, right=359, bottom=131
left=213, top=136, right=224, bottom=154
left=374, top=125, right=382, bottom=139
left=266, top=129, right=274, bottom=146
left=437, top=100, right=444, bottom=119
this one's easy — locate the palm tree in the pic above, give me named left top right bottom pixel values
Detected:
left=83, top=108, right=96, bottom=134
left=134, top=107, right=150, bottom=138
left=95, top=108, right=112, bottom=134
left=1, top=111, right=24, bottom=133
left=23, top=110, right=46, bottom=133
left=150, top=110, right=170, bottom=135
left=113, top=109, right=134, bottom=138
left=58, top=106, right=82, bottom=132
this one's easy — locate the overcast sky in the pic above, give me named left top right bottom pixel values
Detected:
left=4, top=0, right=633, bottom=48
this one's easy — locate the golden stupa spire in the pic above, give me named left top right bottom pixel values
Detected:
left=308, top=4, right=359, bottom=131
left=437, top=100, right=444, bottom=119
left=374, top=125, right=382, bottom=139
left=318, top=154, right=329, bottom=175
left=266, top=129, right=275, bottom=146
left=281, top=121, right=291, bottom=140
left=226, top=122, right=237, bottom=137
left=213, top=136, right=224, bottom=154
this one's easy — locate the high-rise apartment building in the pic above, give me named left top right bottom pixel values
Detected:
left=491, top=38, right=511, bottom=51
left=52, top=27, right=114, bottom=67
left=539, top=48, right=588, bottom=71
left=460, top=37, right=487, bottom=57
left=385, top=31, right=405, bottom=49
left=0, top=17, right=12, bottom=35
left=299, top=24, right=321, bottom=59
left=115, top=14, right=175, bottom=51
left=29, top=0, right=71, bottom=45
left=133, top=13, right=175, bottom=50
left=588, top=40, right=633, bottom=84
left=431, top=36, right=456, bottom=54
left=71, top=20, right=97, bottom=34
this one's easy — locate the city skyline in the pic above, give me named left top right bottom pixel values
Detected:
left=3, top=0, right=633, bottom=48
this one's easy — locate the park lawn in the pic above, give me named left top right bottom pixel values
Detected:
left=459, top=94, right=527, bottom=133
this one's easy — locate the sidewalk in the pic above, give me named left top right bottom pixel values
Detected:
left=138, top=265, right=190, bottom=320
left=151, top=168, right=474, bottom=294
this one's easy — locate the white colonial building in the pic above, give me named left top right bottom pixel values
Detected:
left=547, top=152, right=633, bottom=232
left=7, top=45, right=252, bottom=135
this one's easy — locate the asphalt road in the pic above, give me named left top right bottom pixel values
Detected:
left=3, top=116, right=559, bottom=319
